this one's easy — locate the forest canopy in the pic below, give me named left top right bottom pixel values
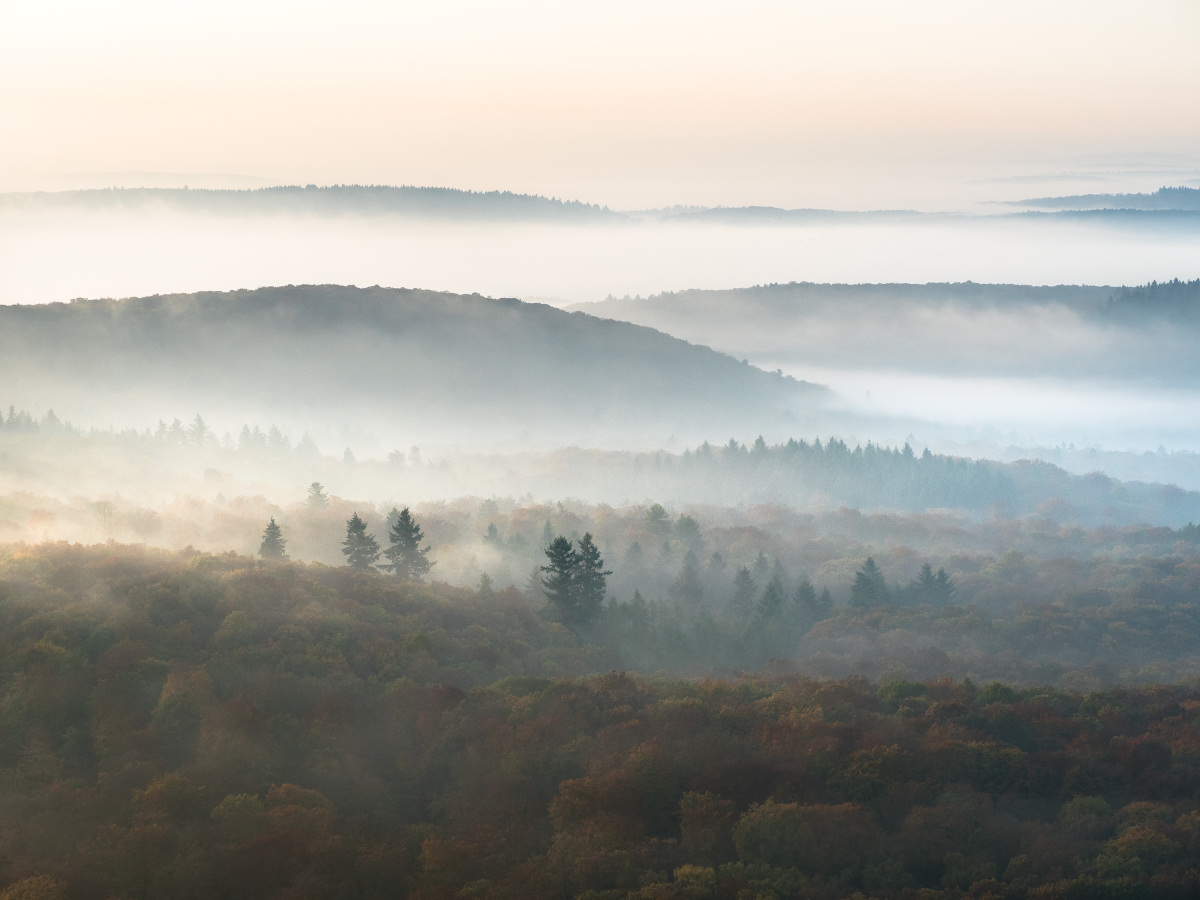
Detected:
left=2, top=544, right=1200, bottom=898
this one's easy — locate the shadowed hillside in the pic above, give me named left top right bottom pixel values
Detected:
left=0, top=286, right=823, bottom=448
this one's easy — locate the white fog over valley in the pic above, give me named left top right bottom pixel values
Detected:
left=11, top=5, right=1200, bottom=893
left=3, top=187, right=1200, bottom=470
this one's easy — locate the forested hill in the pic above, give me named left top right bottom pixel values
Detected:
left=0, top=286, right=822, bottom=444
left=1103, top=279, right=1200, bottom=325
left=1013, top=185, right=1200, bottom=211
left=0, top=184, right=618, bottom=221
left=569, top=281, right=1200, bottom=382
left=576, top=281, right=1116, bottom=317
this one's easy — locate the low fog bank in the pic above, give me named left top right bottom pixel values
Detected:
left=6, top=410, right=1200, bottom=690
left=3, top=200, right=1199, bottom=308
left=4, top=410, right=1199, bottom=547
left=575, top=281, right=1200, bottom=382
left=577, top=280, right=1200, bottom=455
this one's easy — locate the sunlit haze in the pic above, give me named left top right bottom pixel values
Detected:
left=3, top=0, right=1200, bottom=208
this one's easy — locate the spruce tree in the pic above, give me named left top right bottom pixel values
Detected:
left=259, top=517, right=288, bottom=560
left=669, top=551, right=704, bottom=606
left=933, top=567, right=955, bottom=605
left=850, top=557, right=889, bottom=610
left=382, top=507, right=433, bottom=581
left=794, top=577, right=817, bottom=618
left=757, top=572, right=785, bottom=619
left=818, top=587, right=834, bottom=616
left=730, top=567, right=757, bottom=619
left=912, top=562, right=938, bottom=605
left=574, top=533, right=611, bottom=621
left=541, top=536, right=579, bottom=619
left=342, top=513, right=381, bottom=571
left=307, top=482, right=329, bottom=508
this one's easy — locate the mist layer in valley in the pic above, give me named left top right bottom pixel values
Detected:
left=575, top=279, right=1200, bottom=470
left=4, top=185, right=1199, bottom=465
left=3, top=187, right=1199, bottom=310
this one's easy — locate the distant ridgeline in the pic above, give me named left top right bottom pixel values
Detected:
left=0, top=184, right=619, bottom=222
left=0, top=286, right=821, bottom=442
left=594, top=280, right=1117, bottom=309
left=1014, top=185, right=1200, bottom=211
left=584, top=278, right=1200, bottom=329
left=4, top=407, right=1199, bottom=524
left=1102, top=278, right=1200, bottom=324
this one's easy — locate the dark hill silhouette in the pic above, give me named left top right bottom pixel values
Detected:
left=0, top=184, right=620, bottom=222
left=0, top=285, right=823, bottom=444
left=1013, top=185, right=1200, bottom=211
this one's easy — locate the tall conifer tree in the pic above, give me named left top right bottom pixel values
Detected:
left=342, top=513, right=381, bottom=571
left=382, top=507, right=433, bottom=581
left=259, top=517, right=288, bottom=560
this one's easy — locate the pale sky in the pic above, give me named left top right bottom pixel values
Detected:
left=3, top=0, right=1200, bottom=208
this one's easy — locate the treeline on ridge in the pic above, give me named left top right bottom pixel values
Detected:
left=4, top=405, right=1196, bottom=524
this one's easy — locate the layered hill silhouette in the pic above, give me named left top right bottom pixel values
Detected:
left=0, top=285, right=823, bottom=446
left=1013, top=185, right=1200, bottom=211
left=571, top=281, right=1200, bottom=382
left=0, top=184, right=618, bottom=222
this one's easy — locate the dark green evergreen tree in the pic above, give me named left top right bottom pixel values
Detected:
left=933, top=567, right=955, bottom=605
left=757, top=571, right=785, bottom=619
left=909, top=562, right=956, bottom=607
left=850, top=557, right=889, bottom=610
left=342, top=512, right=381, bottom=571
left=674, top=514, right=702, bottom=550
left=573, top=533, right=611, bottom=623
left=730, top=566, right=757, bottom=619
left=382, top=507, right=433, bottom=581
left=911, top=562, right=937, bottom=604
left=541, top=536, right=580, bottom=620
left=669, top=550, right=704, bottom=606
left=258, top=517, right=288, bottom=560
left=818, top=587, right=834, bottom=616
left=540, top=533, right=611, bottom=628
left=477, top=572, right=495, bottom=599
left=794, top=577, right=817, bottom=617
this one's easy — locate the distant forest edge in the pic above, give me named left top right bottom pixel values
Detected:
left=3, top=405, right=1199, bottom=528
left=0, top=184, right=621, bottom=221
left=583, top=279, right=1200, bottom=324
left=5, top=183, right=1200, bottom=224
left=1012, top=185, right=1200, bottom=211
